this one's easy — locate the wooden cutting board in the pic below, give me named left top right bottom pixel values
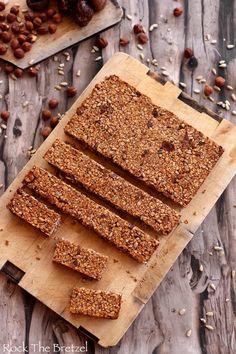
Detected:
left=1, top=0, right=122, bottom=69
left=1, top=52, right=236, bottom=348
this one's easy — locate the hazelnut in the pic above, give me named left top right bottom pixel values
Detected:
left=37, top=26, right=48, bottom=35
left=18, top=34, right=27, bottom=44
left=215, top=76, right=225, bottom=88
left=89, top=0, right=107, bottom=11
left=0, top=14, right=5, bottom=21
left=20, top=29, right=30, bottom=36
left=39, top=12, right=47, bottom=22
left=1, top=111, right=10, bottom=121
left=6, top=13, right=16, bottom=23
left=22, top=41, right=32, bottom=52
left=0, top=23, right=9, bottom=31
left=24, top=11, right=34, bottom=21
left=133, top=23, right=145, bottom=34
left=48, top=24, right=57, bottom=34
left=14, top=68, right=24, bottom=78
left=204, top=85, right=214, bottom=96
left=42, top=109, right=52, bottom=121
left=14, top=48, right=25, bottom=58
left=0, top=43, right=7, bottom=54
left=46, top=8, right=56, bottom=18
left=119, top=37, right=129, bottom=46
left=1, top=31, right=12, bottom=43
left=96, top=37, right=108, bottom=49
left=173, top=8, right=183, bottom=17
left=0, top=2, right=5, bottom=11
left=10, top=38, right=20, bottom=49
left=184, top=48, right=193, bottom=59
left=27, top=33, right=37, bottom=43
left=4, top=64, right=14, bottom=74
left=25, top=21, right=34, bottom=31
left=33, top=17, right=42, bottom=28
left=67, top=86, right=77, bottom=97
left=137, top=32, right=148, bottom=44
left=10, top=6, right=20, bottom=15
left=11, top=24, right=20, bottom=34
left=28, top=67, right=38, bottom=76
left=52, top=13, right=62, bottom=24
left=48, top=98, right=59, bottom=109
left=50, top=116, right=59, bottom=127
left=41, top=126, right=52, bottom=138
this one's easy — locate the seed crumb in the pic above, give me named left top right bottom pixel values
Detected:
left=179, top=308, right=186, bottom=315
left=186, top=329, right=192, bottom=337
left=199, top=264, right=203, bottom=272
left=206, top=311, right=214, bottom=317
left=205, top=324, right=214, bottom=331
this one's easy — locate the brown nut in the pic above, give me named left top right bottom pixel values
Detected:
left=1, top=111, right=10, bottom=121
left=215, top=76, right=225, bottom=88
left=33, top=17, right=42, bottom=28
left=25, top=21, right=34, bottom=31
left=89, top=0, right=107, bottom=11
left=14, top=48, right=25, bottom=58
left=42, top=109, right=52, bottom=121
left=28, top=67, right=38, bottom=76
left=1, top=31, right=12, bottom=43
left=10, top=38, right=20, bottom=49
left=48, top=98, right=59, bottom=109
left=119, top=37, right=129, bottom=46
left=24, top=11, right=34, bottom=21
left=0, top=43, right=7, bottom=54
left=27, top=33, right=37, bottom=42
left=67, top=86, right=77, bottom=97
left=11, top=24, right=20, bottom=34
left=41, top=126, right=52, bottom=138
left=204, top=85, right=214, bottom=96
left=10, top=6, right=20, bottom=15
left=37, top=26, right=48, bottom=35
left=18, top=34, right=27, bottom=44
left=133, top=23, right=145, bottom=34
left=48, top=23, right=57, bottom=34
left=0, top=2, right=5, bottom=11
left=22, top=41, right=32, bottom=52
left=6, top=13, right=16, bottom=23
left=46, top=8, right=56, bottom=18
left=14, top=68, right=24, bottom=78
left=184, top=47, right=193, bottom=59
left=4, top=64, right=14, bottom=74
left=96, top=37, right=108, bottom=49
left=0, top=22, right=9, bottom=31
left=137, top=32, right=148, bottom=44
left=173, top=8, right=183, bottom=17
left=52, top=13, right=62, bottom=24
left=0, top=14, right=5, bottom=21
left=39, top=12, right=48, bottom=22
left=50, top=116, right=59, bottom=127
left=75, top=0, right=94, bottom=27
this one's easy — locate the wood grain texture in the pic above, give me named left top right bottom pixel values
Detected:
left=0, top=0, right=235, bottom=353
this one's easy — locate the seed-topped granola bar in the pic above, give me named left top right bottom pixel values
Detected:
left=23, top=166, right=159, bottom=263
left=53, top=239, right=108, bottom=280
left=7, top=189, right=61, bottom=236
left=64, top=75, right=224, bottom=206
left=44, top=139, right=180, bottom=234
left=70, top=287, right=121, bottom=319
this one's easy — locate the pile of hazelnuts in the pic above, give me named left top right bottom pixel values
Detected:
left=0, top=2, right=62, bottom=59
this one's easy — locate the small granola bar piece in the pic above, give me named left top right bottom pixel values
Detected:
left=53, top=239, right=108, bottom=280
left=64, top=75, right=224, bottom=206
left=44, top=139, right=180, bottom=234
left=70, top=287, right=121, bottom=319
left=23, top=166, right=159, bottom=263
left=7, top=189, right=61, bottom=236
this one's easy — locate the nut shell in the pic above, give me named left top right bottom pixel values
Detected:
left=75, top=0, right=94, bottom=27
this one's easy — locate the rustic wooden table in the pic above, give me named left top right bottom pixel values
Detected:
left=0, top=1, right=235, bottom=353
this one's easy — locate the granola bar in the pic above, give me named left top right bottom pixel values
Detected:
left=64, top=75, right=224, bottom=206
left=23, top=166, right=159, bottom=263
left=70, top=287, right=121, bottom=319
left=53, top=239, right=108, bottom=280
left=7, top=189, right=61, bottom=236
left=44, top=139, right=180, bottom=234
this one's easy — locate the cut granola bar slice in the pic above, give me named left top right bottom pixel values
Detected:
left=70, top=287, right=121, bottom=319
left=7, top=188, right=61, bottom=236
left=23, top=166, right=159, bottom=263
left=44, top=139, right=180, bottom=234
left=53, top=239, right=108, bottom=280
